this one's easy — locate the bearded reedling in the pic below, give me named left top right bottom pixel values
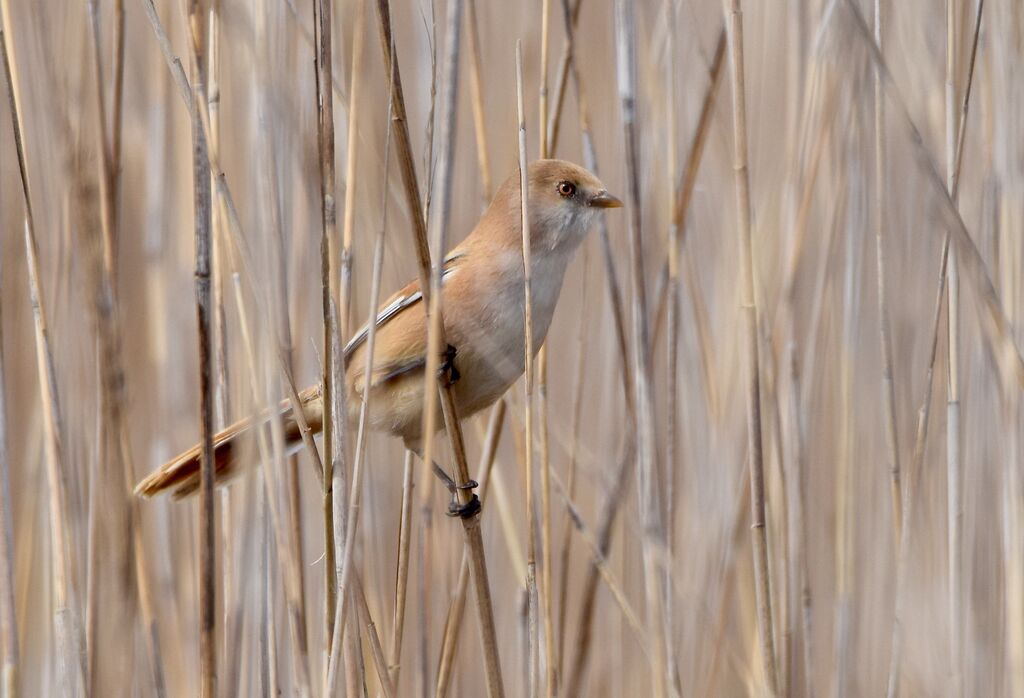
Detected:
left=135, top=159, right=622, bottom=510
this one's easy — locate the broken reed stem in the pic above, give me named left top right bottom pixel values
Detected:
left=613, top=1, right=670, bottom=695
left=435, top=400, right=506, bottom=698
left=312, top=0, right=342, bottom=669
left=465, top=0, right=492, bottom=206
left=515, top=41, right=540, bottom=698
left=186, top=3, right=216, bottom=695
left=872, top=0, right=903, bottom=543
left=0, top=8, right=86, bottom=695
left=726, top=1, right=779, bottom=693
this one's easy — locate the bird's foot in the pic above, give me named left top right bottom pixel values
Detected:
left=438, top=343, right=461, bottom=385
left=430, top=461, right=480, bottom=519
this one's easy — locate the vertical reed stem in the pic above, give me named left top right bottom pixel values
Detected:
left=726, top=1, right=778, bottom=693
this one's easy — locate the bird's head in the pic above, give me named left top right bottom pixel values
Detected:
left=525, top=159, right=622, bottom=251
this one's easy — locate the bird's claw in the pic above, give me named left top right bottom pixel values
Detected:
left=438, top=343, right=460, bottom=385
left=430, top=460, right=480, bottom=518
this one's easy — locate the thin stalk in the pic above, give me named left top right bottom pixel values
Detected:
left=555, top=247, right=588, bottom=676
left=464, top=0, right=491, bottom=206
left=877, top=1, right=984, bottom=692
left=0, top=144, right=18, bottom=698
left=207, top=8, right=240, bottom=697
left=536, top=4, right=557, bottom=692
left=0, top=9, right=86, bottom=696
left=435, top=400, right=506, bottom=698
left=420, top=0, right=504, bottom=692
left=726, top=1, right=778, bottom=693
left=872, top=0, right=903, bottom=539
left=944, top=2, right=963, bottom=694
left=614, top=1, right=669, bottom=696
left=326, top=70, right=393, bottom=694
left=549, top=469, right=650, bottom=657
left=186, top=3, right=216, bottom=694
left=84, top=1, right=166, bottom=693
left=230, top=273, right=313, bottom=696
left=312, top=0, right=342, bottom=668
left=841, top=0, right=1023, bottom=389
left=389, top=449, right=415, bottom=689
left=516, top=42, right=540, bottom=698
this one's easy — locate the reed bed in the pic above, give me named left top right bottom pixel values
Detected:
left=1, top=0, right=1022, bottom=696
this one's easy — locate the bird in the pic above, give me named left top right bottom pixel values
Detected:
left=134, top=159, right=622, bottom=500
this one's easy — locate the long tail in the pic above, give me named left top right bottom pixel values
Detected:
left=134, top=385, right=323, bottom=499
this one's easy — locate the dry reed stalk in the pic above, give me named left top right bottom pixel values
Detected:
left=326, top=64, right=394, bottom=693
left=842, top=0, right=1023, bottom=387
left=0, top=166, right=18, bottom=698
left=425, top=2, right=504, bottom=694
left=81, top=1, right=170, bottom=693
left=873, top=1, right=983, bottom=693
left=206, top=9, right=241, bottom=696
left=465, top=0, right=492, bottom=206
left=352, top=571, right=395, bottom=698
left=515, top=42, right=540, bottom=698
left=0, top=9, right=86, bottom=695
left=663, top=4, right=680, bottom=689
left=701, top=462, right=751, bottom=698
left=371, top=1, right=504, bottom=695
left=554, top=247, right=588, bottom=675
left=546, top=0, right=581, bottom=157
left=137, top=13, right=322, bottom=687
left=435, top=400, right=506, bottom=698
left=312, top=0, right=342, bottom=670
left=725, top=0, right=778, bottom=693
left=560, top=34, right=641, bottom=694
left=388, top=449, right=415, bottom=688
left=549, top=469, right=650, bottom=658
left=536, top=6, right=558, bottom=693
left=872, top=0, right=903, bottom=540
left=185, top=3, right=216, bottom=694
left=832, top=153, right=859, bottom=698
left=613, top=1, right=670, bottom=696
left=230, top=272, right=313, bottom=695
left=944, top=2, right=963, bottom=693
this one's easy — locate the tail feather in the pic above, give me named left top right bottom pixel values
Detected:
left=134, top=385, right=323, bottom=499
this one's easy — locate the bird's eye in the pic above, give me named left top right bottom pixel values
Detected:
left=557, top=181, right=576, bottom=198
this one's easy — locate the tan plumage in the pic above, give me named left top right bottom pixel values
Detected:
left=135, top=160, right=621, bottom=498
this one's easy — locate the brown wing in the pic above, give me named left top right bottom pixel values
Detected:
left=344, top=252, right=465, bottom=390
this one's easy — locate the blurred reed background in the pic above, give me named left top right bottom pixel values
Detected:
left=0, top=0, right=1022, bottom=695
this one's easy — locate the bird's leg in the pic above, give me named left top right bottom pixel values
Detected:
left=438, top=343, right=461, bottom=385
left=430, top=461, right=481, bottom=519
left=409, top=445, right=480, bottom=519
